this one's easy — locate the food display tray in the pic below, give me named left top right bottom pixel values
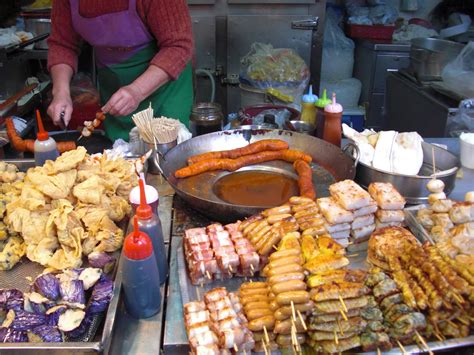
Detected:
left=0, top=159, right=122, bottom=354
left=175, top=232, right=474, bottom=353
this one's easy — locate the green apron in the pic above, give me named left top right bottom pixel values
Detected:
left=98, top=42, right=193, bottom=141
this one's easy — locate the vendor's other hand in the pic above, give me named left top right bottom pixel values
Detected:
left=47, top=93, right=73, bottom=128
left=102, top=84, right=143, bottom=117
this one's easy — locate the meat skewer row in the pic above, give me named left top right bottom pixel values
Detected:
left=175, top=149, right=312, bottom=178
left=79, top=111, right=106, bottom=138
left=407, top=245, right=464, bottom=305
left=424, top=245, right=471, bottom=294
left=187, top=139, right=289, bottom=165
left=387, top=255, right=421, bottom=310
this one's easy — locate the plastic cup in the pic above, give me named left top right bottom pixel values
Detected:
left=460, top=135, right=474, bottom=169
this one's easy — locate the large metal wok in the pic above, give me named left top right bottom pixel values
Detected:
left=161, top=129, right=356, bottom=222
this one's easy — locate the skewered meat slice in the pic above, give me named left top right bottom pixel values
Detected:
left=311, top=281, right=369, bottom=302
left=239, top=252, right=260, bottom=270
left=189, top=331, right=218, bottom=348
left=390, top=312, right=427, bottom=338
left=310, top=308, right=361, bottom=323
left=367, top=320, right=385, bottom=332
left=220, top=328, right=245, bottom=349
left=380, top=293, right=403, bottom=312
left=309, top=335, right=361, bottom=353
left=204, top=288, right=228, bottom=303
left=185, top=310, right=210, bottom=326
left=216, top=253, right=240, bottom=271
left=185, top=227, right=207, bottom=239
left=308, top=316, right=367, bottom=333
left=206, top=298, right=232, bottom=312
left=217, top=316, right=240, bottom=331
left=373, top=279, right=398, bottom=300
left=387, top=256, right=418, bottom=309
left=405, top=263, right=443, bottom=310
left=304, top=254, right=350, bottom=274
left=360, top=307, right=383, bottom=322
left=384, top=304, right=413, bottom=324
left=184, top=301, right=207, bottom=314
left=224, top=222, right=241, bottom=234
left=206, top=223, right=224, bottom=233
left=309, top=330, right=357, bottom=341
left=210, top=306, right=237, bottom=322
left=193, top=344, right=220, bottom=355
left=189, top=249, right=214, bottom=262
left=360, top=331, right=392, bottom=352
left=313, top=296, right=368, bottom=315
left=188, top=322, right=211, bottom=338
left=365, top=271, right=388, bottom=287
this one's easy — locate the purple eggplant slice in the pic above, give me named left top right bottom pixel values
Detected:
left=0, top=289, right=24, bottom=311
left=28, top=324, right=63, bottom=343
left=45, top=305, right=67, bottom=326
left=34, top=274, right=60, bottom=301
left=88, top=252, right=116, bottom=273
left=88, top=278, right=113, bottom=314
left=59, top=280, right=85, bottom=308
left=9, top=310, right=47, bottom=331
left=0, top=327, right=28, bottom=342
left=66, top=311, right=94, bottom=339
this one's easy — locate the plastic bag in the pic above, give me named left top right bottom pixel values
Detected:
left=240, top=42, right=310, bottom=89
left=321, top=8, right=355, bottom=81
left=442, top=42, right=474, bottom=98
left=446, top=99, right=474, bottom=137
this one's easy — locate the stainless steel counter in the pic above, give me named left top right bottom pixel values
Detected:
left=356, top=39, right=411, bottom=53
left=108, top=138, right=473, bottom=354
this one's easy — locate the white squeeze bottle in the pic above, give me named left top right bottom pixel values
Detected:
left=34, top=110, right=59, bottom=166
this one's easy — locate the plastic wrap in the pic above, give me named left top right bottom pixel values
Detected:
left=446, top=99, right=474, bottom=137
left=321, top=8, right=355, bottom=81
left=442, top=42, right=474, bottom=98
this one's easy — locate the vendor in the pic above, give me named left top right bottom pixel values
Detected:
left=47, top=0, right=194, bottom=141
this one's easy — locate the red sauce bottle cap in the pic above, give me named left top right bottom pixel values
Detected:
left=124, top=216, right=153, bottom=260
left=136, top=178, right=153, bottom=220
left=36, top=110, right=49, bottom=141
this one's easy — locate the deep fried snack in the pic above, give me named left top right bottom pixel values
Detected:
left=187, top=139, right=289, bottom=165
left=294, top=160, right=316, bottom=200
left=175, top=149, right=312, bottom=178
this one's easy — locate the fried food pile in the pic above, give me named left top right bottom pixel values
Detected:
left=1, top=147, right=137, bottom=271
left=416, top=194, right=474, bottom=271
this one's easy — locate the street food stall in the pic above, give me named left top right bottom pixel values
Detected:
left=1, top=0, right=474, bottom=354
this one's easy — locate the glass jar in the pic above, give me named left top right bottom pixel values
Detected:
left=190, top=102, right=224, bottom=137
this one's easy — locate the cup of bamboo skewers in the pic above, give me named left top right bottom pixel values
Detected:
left=132, top=106, right=180, bottom=175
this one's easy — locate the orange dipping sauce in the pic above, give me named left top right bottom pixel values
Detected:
left=214, top=170, right=298, bottom=207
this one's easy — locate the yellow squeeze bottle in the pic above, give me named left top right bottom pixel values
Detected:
left=301, top=85, right=318, bottom=125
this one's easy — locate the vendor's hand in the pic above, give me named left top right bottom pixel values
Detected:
left=102, top=84, right=143, bottom=117
left=47, top=93, right=73, bottom=128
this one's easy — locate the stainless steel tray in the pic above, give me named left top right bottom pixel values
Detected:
left=175, top=230, right=474, bottom=353
left=0, top=159, right=122, bottom=354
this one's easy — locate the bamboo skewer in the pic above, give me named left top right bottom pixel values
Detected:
left=415, top=330, right=433, bottom=355
left=233, top=343, right=238, bottom=352
left=334, top=329, right=339, bottom=345
left=291, top=301, right=297, bottom=322
left=376, top=348, right=381, bottom=355
left=297, top=310, right=307, bottom=331
left=337, top=318, right=344, bottom=336
left=339, top=308, right=348, bottom=321
left=263, top=326, right=270, bottom=344
left=338, top=295, right=348, bottom=313
left=396, top=340, right=407, bottom=354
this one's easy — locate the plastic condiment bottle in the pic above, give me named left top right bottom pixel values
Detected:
left=122, top=216, right=162, bottom=319
left=129, top=173, right=159, bottom=214
left=301, top=85, right=318, bottom=125
left=130, top=178, right=168, bottom=284
left=34, top=110, right=59, bottom=166
left=315, top=89, right=332, bottom=139
left=323, top=93, right=343, bottom=147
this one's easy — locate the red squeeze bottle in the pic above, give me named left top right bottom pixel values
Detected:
left=122, top=216, right=162, bottom=319
left=322, top=93, right=343, bottom=147
left=34, top=110, right=59, bottom=166
left=129, top=178, right=168, bottom=284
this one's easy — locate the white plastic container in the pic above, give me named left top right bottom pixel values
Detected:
left=460, top=132, right=474, bottom=169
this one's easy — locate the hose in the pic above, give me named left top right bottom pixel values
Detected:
left=195, top=68, right=216, bottom=103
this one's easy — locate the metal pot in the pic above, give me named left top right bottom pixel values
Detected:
left=409, top=38, right=464, bottom=81
left=24, top=18, right=51, bottom=49
left=343, top=141, right=460, bottom=204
